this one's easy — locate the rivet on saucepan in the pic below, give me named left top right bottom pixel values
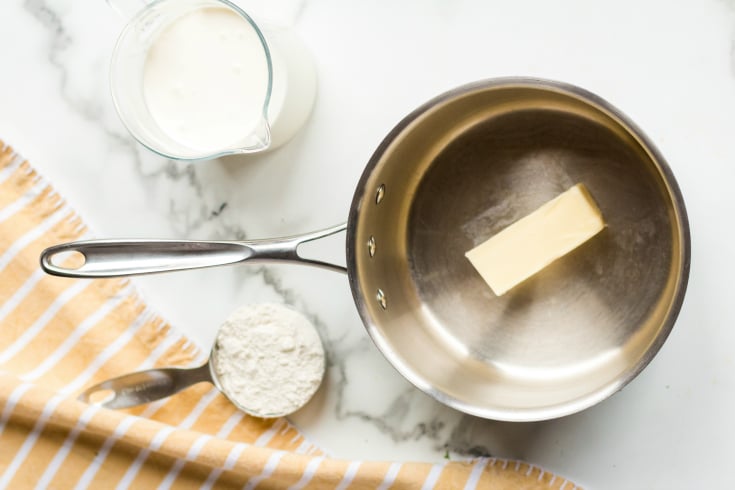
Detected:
left=375, top=184, right=385, bottom=204
left=367, top=236, right=376, bottom=257
left=376, top=289, right=387, bottom=309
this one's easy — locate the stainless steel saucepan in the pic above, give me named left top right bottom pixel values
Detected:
left=41, top=78, right=690, bottom=421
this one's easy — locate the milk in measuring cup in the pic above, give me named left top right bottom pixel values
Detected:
left=143, top=7, right=270, bottom=152
left=141, top=6, right=314, bottom=155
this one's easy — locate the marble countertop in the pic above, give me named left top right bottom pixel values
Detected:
left=3, top=0, right=735, bottom=487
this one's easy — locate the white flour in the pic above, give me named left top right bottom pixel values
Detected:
left=212, top=303, right=325, bottom=417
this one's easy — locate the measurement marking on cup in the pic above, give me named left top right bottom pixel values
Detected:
left=367, top=236, right=376, bottom=257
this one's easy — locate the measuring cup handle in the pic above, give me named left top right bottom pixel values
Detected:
left=105, top=0, right=148, bottom=18
left=78, top=364, right=212, bottom=409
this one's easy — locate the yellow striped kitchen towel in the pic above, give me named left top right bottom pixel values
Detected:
left=0, top=140, right=580, bottom=489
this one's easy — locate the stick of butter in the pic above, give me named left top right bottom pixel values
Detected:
left=465, top=183, right=605, bottom=296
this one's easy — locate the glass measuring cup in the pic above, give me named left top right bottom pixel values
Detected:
left=108, top=0, right=316, bottom=161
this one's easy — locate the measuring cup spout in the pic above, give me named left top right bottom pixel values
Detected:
left=238, top=117, right=272, bottom=153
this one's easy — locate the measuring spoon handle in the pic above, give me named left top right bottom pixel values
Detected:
left=78, top=364, right=212, bottom=409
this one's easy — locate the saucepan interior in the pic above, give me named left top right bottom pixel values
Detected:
left=346, top=78, right=689, bottom=421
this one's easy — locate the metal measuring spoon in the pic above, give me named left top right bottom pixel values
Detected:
left=79, top=304, right=326, bottom=418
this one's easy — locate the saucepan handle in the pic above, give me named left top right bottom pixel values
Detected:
left=40, top=223, right=348, bottom=278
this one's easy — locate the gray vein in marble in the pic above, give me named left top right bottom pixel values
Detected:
left=210, top=202, right=228, bottom=218
left=24, top=0, right=97, bottom=119
left=336, top=384, right=446, bottom=442
left=444, top=418, right=493, bottom=458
